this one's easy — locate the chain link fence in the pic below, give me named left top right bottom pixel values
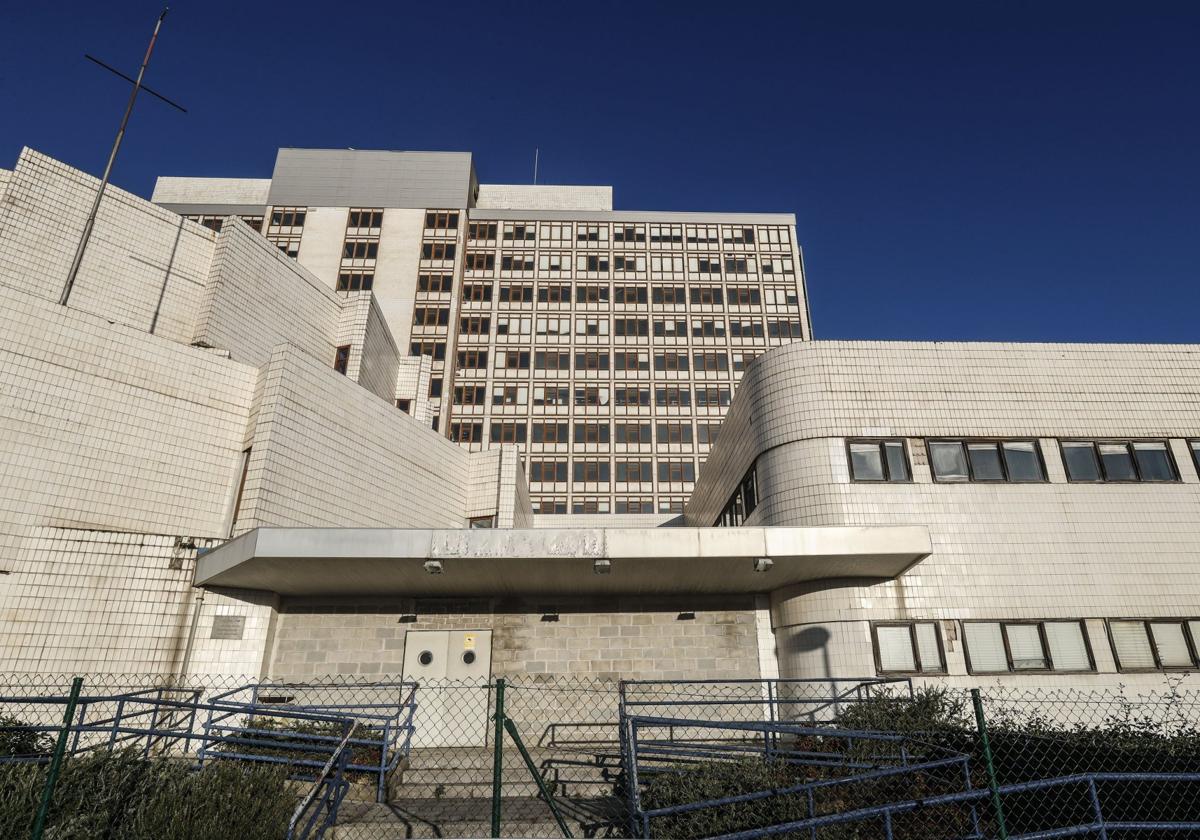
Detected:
left=2, top=672, right=1199, bottom=838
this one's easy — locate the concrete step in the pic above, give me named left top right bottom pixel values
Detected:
left=331, top=797, right=625, bottom=840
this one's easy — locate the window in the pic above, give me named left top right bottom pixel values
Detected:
left=269, top=208, right=306, bottom=228
left=348, top=209, right=383, bottom=229
left=652, top=255, right=683, bottom=275
left=928, top=440, right=1046, bottom=483
left=690, top=287, right=724, bottom=306
left=729, top=319, right=764, bottom=338
left=1190, top=440, right=1200, bottom=474
left=1060, top=441, right=1179, bottom=482
left=614, top=351, right=648, bottom=371
left=614, top=386, right=651, bottom=407
left=459, top=316, right=490, bottom=334
left=657, top=423, right=693, bottom=444
left=716, top=464, right=759, bottom=526
left=873, top=623, right=946, bottom=674
left=693, top=352, right=729, bottom=373
left=468, top=221, right=497, bottom=240
left=456, top=349, right=488, bottom=369
left=963, top=620, right=1094, bottom=674
left=614, top=224, right=645, bottom=243
left=848, top=440, right=911, bottom=482
left=576, top=254, right=611, bottom=272
left=342, top=240, right=379, bottom=260
left=767, top=320, right=804, bottom=338
left=333, top=345, right=351, bottom=375
left=452, top=385, right=486, bottom=405
left=572, top=498, right=611, bottom=514
left=686, top=224, right=720, bottom=245
left=465, top=252, right=495, bottom=271
left=692, top=319, right=726, bottom=338
left=575, top=285, right=610, bottom=304
left=535, top=351, right=570, bottom=371
left=538, top=253, right=572, bottom=274
left=1108, top=619, right=1200, bottom=671
left=574, top=386, right=609, bottom=407
left=490, top=422, right=527, bottom=444
left=723, top=226, right=755, bottom=245
left=428, top=378, right=442, bottom=398
left=449, top=422, right=483, bottom=442
left=503, top=222, right=536, bottom=242
left=614, top=256, right=646, bottom=274
left=336, top=272, right=374, bottom=291
left=535, top=498, right=567, bottom=514
left=724, top=255, right=756, bottom=274
left=574, top=423, right=610, bottom=444
left=492, top=385, right=528, bottom=406
left=497, top=315, right=532, bottom=336
left=534, top=386, right=570, bottom=407
left=461, top=283, right=493, bottom=302
left=418, top=274, right=452, bottom=293
left=658, top=460, right=696, bottom=483
left=728, top=287, right=761, bottom=306
left=649, top=224, right=682, bottom=244
left=529, top=460, right=568, bottom=483
left=694, top=387, right=730, bottom=408
left=616, top=498, right=654, bottom=513
left=413, top=307, right=450, bottom=328
left=469, top=515, right=496, bottom=528
left=421, top=242, right=456, bottom=260
left=654, top=319, right=688, bottom=337
left=616, top=460, right=652, bottom=483
left=395, top=399, right=411, bottom=414
left=613, top=284, right=647, bottom=303
left=502, top=254, right=536, bottom=272
left=654, top=353, right=689, bottom=372
left=425, top=211, right=459, bottom=230
left=497, top=350, right=530, bottom=370
left=576, top=223, right=609, bottom=244
left=499, top=284, right=533, bottom=303
left=532, top=422, right=570, bottom=444
left=539, top=223, right=572, bottom=244
left=655, top=386, right=690, bottom=408
left=652, top=286, right=686, bottom=305
left=415, top=340, right=448, bottom=360
left=575, top=351, right=609, bottom=371
left=764, top=287, right=799, bottom=307
left=538, top=285, right=572, bottom=303
left=573, top=460, right=610, bottom=482
left=614, top=318, right=649, bottom=337
left=696, top=423, right=721, bottom=445
left=536, top=316, right=571, bottom=336
left=615, top=423, right=652, bottom=444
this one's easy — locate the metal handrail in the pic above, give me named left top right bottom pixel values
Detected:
left=287, top=721, right=359, bottom=840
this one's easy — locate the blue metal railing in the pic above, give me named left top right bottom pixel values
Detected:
left=287, top=721, right=359, bottom=840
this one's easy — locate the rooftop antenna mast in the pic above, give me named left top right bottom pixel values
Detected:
left=533, top=147, right=539, bottom=185
left=59, top=7, right=187, bottom=307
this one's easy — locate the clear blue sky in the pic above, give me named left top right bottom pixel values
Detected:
left=3, top=1, right=1197, bottom=342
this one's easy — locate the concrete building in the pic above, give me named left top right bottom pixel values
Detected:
left=1, top=146, right=1199, bottom=697
left=151, top=148, right=812, bottom=516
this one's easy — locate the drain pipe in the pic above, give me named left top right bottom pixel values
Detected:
left=177, top=587, right=206, bottom=683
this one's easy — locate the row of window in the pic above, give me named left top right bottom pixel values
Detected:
left=462, top=253, right=791, bottom=276
left=849, top=438, right=1195, bottom=484
left=520, top=458, right=698, bottom=484
left=533, top=497, right=683, bottom=515
left=467, top=221, right=792, bottom=247
left=413, top=311, right=804, bottom=339
left=457, top=283, right=791, bottom=305
left=454, top=350, right=736, bottom=372
left=874, top=618, right=1200, bottom=675
left=453, top=384, right=733, bottom=408
left=476, top=420, right=721, bottom=445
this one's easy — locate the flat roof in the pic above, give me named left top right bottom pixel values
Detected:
left=467, top=208, right=797, bottom=225
left=195, top=525, right=931, bottom=597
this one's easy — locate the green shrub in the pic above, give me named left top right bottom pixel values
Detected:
left=0, top=750, right=294, bottom=840
left=0, top=714, right=55, bottom=758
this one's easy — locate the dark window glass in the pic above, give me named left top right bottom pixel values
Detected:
left=1062, top=442, right=1102, bottom=481
left=849, top=442, right=885, bottom=481
left=1098, top=443, right=1137, bottom=481
left=967, top=443, right=1005, bottom=481
left=1132, top=442, right=1176, bottom=481
left=1002, top=441, right=1044, bottom=481
left=929, top=442, right=969, bottom=482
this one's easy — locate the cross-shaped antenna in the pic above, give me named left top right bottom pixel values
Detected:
left=59, top=8, right=187, bottom=307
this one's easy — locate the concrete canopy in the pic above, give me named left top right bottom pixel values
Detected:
left=194, top=526, right=932, bottom=597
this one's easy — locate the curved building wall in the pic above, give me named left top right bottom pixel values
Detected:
left=686, top=341, right=1200, bottom=689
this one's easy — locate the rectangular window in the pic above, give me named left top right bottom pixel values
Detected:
left=615, top=423, right=652, bottom=444
left=452, top=385, right=486, bottom=405
left=728, top=287, right=762, bottom=306
left=1060, top=441, right=1179, bottom=482
left=574, top=386, right=609, bottom=407
left=502, top=253, right=536, bottom=272
left=616, top=498, right=655, bottom=514
left=614, top=318, right=649, bottom=337
left=413, top=307, right=450, bottom=328
left=928, top=440, right=1046, bottom=483
left=492, top=385, right=528, bottom=406
left=873, top=622, right=946, bottom=674
left=449, top=422, right=483, bottom=442
left=572, top=498, right=611, bottom=514
left=497, top=315, right=532, bottom=336
left=538, top=285, right=572, bottom=303
left=692, top=319, right=726, bottom=338
left=499, top=284, right=534, bottom=303
left=468, top=221, right=497, bottom=240
left=575, top=351, right=609, bottom=371
left=658, top=460, right=696, bottom=483
left=574, top=423, right=610, bottom=444
left=421, top=242, right=456, bottom=260
left=490, top=422, right=527, bottom=444
left=652, top=286, right=686, bottom=305
left=614, top=224, right=646, bottom=243
left=336, top=272, right=374, bottom=291
left=573, top=460, right=611, bottom=482
left=533, top=386, right=570, bottom=406
left=614, top=386, right=651, bottom=407
left=694, top=387, right=730, bottom=408
left=848, top=440, right=911, bottom=482
left=693, top=352, right=729, bottom=372
left=690, top=287, right=724, bottom=306
left=456, top=349, right=488, bottom=369
left=529, top=460, right=568, bottom=482
left=465, top=252, right=495, bottom=271
left=614, top=256, right=646, bottom=274
left=654, top=353, right=689, bottom=372
left=657, top=423, right=693, bottom=444
left=716, top=464, right=758, bottom=526
left=696, top=423, right=721, bottom=445
left=616, top=460, right=652, bottom=483
left=348, top=209, right=383, bottom=229
left=498, top=350, right=530, bottom=370
left=614, top=351, right=649, bottom=371
left=461, top=283, right=493, bottom=302
left=655, top=386, right=691, bottom=408
left=459, top=316, right=490, bottom=335
left=1108, top=619, right=1200, bottom=671
left=963, top=620, right=1094, bottom=674
left=653, top=319, right=688, bottom=337
left=342, top=240, right=379, bottom=260
left=333, top=345, right=351, bottom=375
left=418, top=274, right=452, bottom=293
left=532, top=422, right=570, bottom=444
left=503, top=222, right=536, bottom=242
left=613, top=284, right=647, bottom=303
left=1190, top=440, right=1200, bottom=474
left=575, top=284, right=610, bottom=304
left=425, top=211, right=459, bottom=230
left=534, top=351, right=570, bottom=371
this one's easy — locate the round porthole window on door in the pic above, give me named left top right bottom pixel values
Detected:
left=462, top=650, right=477, bottom=665
left=418, top=651, right=434, bottom=667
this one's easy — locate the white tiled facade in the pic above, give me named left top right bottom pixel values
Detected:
left=152, top=148, right=812, bottom=516
left=685, top=341, right=1200, bottom=690
left=1, top=146, right=1197, bottom=695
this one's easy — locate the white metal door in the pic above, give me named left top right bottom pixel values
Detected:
left=403, top=629, right=492, bottom=748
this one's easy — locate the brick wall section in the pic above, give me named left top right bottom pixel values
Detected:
left=268, top=596, right=761, bottom=682
left=0, top=148, right=214, bottom=343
